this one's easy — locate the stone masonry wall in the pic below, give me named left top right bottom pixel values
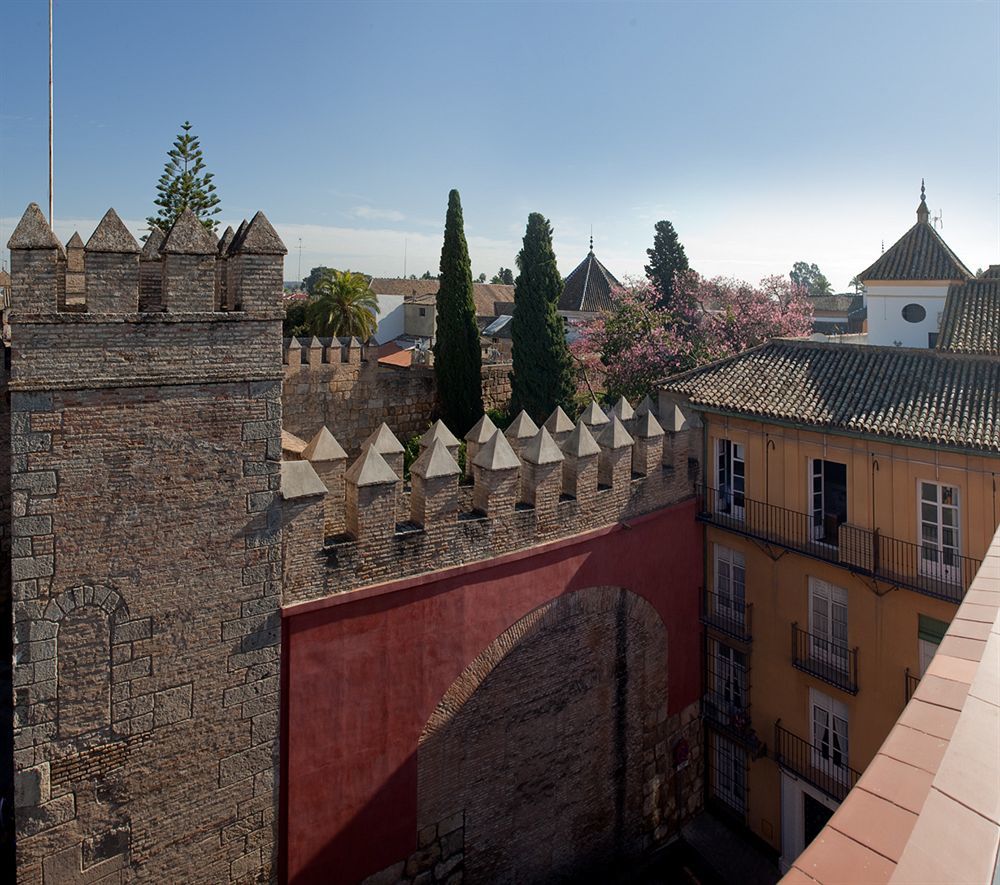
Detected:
left=281, top=345, right=512, bottom=454
left=6, top=204, right=286, bottom=884
left=0, top=348, right=12, bottom=875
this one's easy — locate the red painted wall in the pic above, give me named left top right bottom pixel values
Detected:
left=281, top=498, right=702, bottom=883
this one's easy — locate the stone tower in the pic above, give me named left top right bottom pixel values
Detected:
left=3, top=204, right=286, bottom=883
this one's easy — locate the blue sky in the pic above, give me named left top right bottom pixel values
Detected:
left=2, top=0, right=998, bottom=289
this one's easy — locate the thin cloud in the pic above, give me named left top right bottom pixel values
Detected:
left=351, top=206, right=406, bottom=223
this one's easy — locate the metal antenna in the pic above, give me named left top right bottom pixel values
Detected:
left=933, top=209, right=943, bottom=230
left=48, top=0, right=54, bottom=225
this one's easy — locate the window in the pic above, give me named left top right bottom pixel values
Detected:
left=713, top=640, right=748, bottom=715
left=810, top=689, right=849, bottom=771
left=716, top=438, right=745, bottom=519
left=712, top=734, right=747, bottom=814
left=927, top=332, right=938, bottom=348
left=418, top=307, right=427, bottom=317
left=919, top=481, right=961, bottom=584
left=714, top=545, right=746, bottom=629
left=809, top=459, right=847, bottom=544
left=902, top=303, right=927, bottom=323
left=808, top=578, right=849, bottom=674
left=918, top=614, right=949, bottom=676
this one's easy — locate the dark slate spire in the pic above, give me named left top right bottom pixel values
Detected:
left=86, top=208, right=140, bottom=253
left=7, top=202, right=63, bottom=250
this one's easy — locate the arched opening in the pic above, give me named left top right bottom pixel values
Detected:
left=57, top=605, right=112, bottom=741
left=417, top=586, right=669, bottom=883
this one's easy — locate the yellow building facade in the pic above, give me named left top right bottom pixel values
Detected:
left=695, top=412, right=997, bottom=868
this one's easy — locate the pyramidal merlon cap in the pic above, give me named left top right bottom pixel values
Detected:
left=86, top=208, right=140, bottom=253
left=411, top=439, right=461, bottom=479
left=217, top=225, right=235, bottom=257
left=281, top=459, right=328, bottom=500
left=141, top=226, right=166, bottom=259
left=563, top=421, right=601, bottom=458
left=420, top=419, right=460, bottom=449
left=599, top=415, right=634, bottom=450
left=611, top=396, right=634, bottom=421
left=465, top=413, right=498, bottom=444
left=303, top=426, right=347, bottom=462
left=522, top=426, right=564, bottom=465
left=7, top=203, right=62, bottom=250
left=544, top=406, right=575, bottom=434
left=162, top=209, right=219, bottom=255
left=505, top=410, right=540, bottom=440
left=66, top=231, right=85, bottom=250
left=345, top=445, right=399, bottom=486
left=236, top=211, right=287, bottom=255
left=473, top=429, right=521, bottom=471
left=362, top=422, right=404, bottom=455
left=635, top=409, right=665, bottom=439
left=579, top=400, right=610, bottom=426
left=635, top=394, right=657, bottom=417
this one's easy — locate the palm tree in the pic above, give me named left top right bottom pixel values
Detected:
left=306, top=269, right=380, bottom=340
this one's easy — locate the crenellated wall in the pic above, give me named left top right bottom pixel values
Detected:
left=5, top=203, right=285, bottom=884
left=280, top=338, right=512, bottom=454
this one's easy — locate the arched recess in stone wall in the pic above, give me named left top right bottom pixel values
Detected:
left=38, top=584, right=132, bottom=748
left=417, top=586, right=669, bottom=884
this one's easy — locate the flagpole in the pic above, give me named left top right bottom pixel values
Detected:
left=49, top=0, right=54, bottom=226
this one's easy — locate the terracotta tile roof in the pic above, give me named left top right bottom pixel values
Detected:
left=660, top=339, right=1000, bottom=452
left=858, top=219, right=972, bottom=282
left=937, top=278, right=1000, bottom=355
left=558, top=249, right=621, bottom=313
left=809, top=293, right=863, bottom=313
left=370, top=278, right=515, bottom=317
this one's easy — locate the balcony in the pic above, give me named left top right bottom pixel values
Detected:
left=701, top=588, right=753, bottom=643
left=774, top=720, right=860, bottom=803
left=905, top=667, right=921, bottom=703
left=791, top=623, right=859, bottom=694
left=696, top=485, right=980, bottom=603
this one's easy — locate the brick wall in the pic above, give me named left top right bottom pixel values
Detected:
left=281, top=345, right=513, bottom=454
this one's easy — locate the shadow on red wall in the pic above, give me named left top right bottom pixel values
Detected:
left=281, top=498, right=702, bottom=884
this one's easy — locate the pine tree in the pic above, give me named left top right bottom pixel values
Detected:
left=510, top=213, right=575, bottom=422
left=433, top=190, right=483, bottom=435
left=644, top=220, right=689, bottom=310
left=147, top=121, right=221, bottom=233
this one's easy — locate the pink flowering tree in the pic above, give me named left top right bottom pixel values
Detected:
left=570, top=280, right=693, bottom=404
left=571, top=273, right=813, bottom=403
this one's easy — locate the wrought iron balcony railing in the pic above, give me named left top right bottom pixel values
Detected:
left=905, top=667, right=921, bottom=704
left=701, top=588, right=753, bottom=643
left=774, top=720, right=860, bottom=803
left=791, top=623, right=859, bottom=694
left=696, top=485, right=979, bottom=604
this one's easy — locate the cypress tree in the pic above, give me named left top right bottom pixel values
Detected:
left=433, top=189, right=483, bottom=435
left=510, top=213, right=575, bottom=423
left=644, top=219, right=689, bottom=310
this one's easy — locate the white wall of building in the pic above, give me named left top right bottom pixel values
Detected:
left=372, top=294, right=405, bottom=344
left=865, top=283, right=950, bottom=348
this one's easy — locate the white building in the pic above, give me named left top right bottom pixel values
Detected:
left=858, top=183, right=972, bottom=348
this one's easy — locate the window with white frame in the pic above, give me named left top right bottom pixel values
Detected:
left=810, top=688, right=849, bottom=771
left=918, top=614, right=949, bottom=676
left=713, top=640, right=748, bottom=715
left=808, top=578, right=848, bottom=673
left=716, top=438, right=745, bottom=519
left=919, top=481, right=961, bottom=583
left=714, top=545, right=746, bottom=629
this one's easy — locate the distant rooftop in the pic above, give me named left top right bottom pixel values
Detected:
left=937, top=275, right=1000, bottom=356
left=858, top=182, right=973, bottom=283
left=661, top=338, right=1000, bottom=453
left=558, top=241, right=621, bottom=313
left=369, top=278, right=515, bottom=317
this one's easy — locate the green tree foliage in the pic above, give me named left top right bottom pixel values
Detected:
left=491, top=267, right=515, bottom=285
left=433, top=190, right=483, bottom=435
left=147, top=121, right=221, bottom=233
left=303, top=266, right=334, bottom=296
left=477, top=272, right=487, bottom=283
left=644, top=220, right=690, bottom=310
left=283, top=299, right=309, bottom=337
left=510, top=213, right=576, bottom=422
left=790, top=261, right=833, bottom=296
left=420, top=270, right=437, bottom=280
left=306, top=269, right=380, bottom=339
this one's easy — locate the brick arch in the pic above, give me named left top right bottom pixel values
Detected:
left=416, top=586, right=669, bottom=883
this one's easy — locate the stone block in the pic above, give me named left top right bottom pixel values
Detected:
left=154, top=683, right=193, bottom=727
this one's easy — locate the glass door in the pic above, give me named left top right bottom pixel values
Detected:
left=717, top=439, right=745, bottom=520
left=920, top=482, right=961, bottom=584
